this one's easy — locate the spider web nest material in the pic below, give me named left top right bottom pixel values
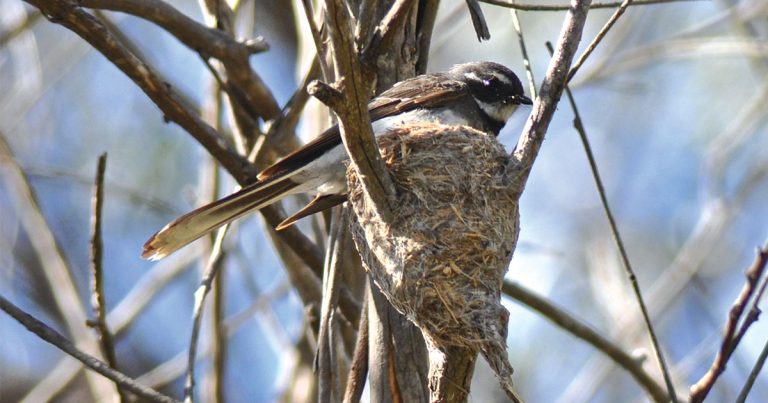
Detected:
left=347, top=123, right=524, bottom=401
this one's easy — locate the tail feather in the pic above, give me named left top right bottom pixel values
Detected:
left=142, top=177, right=299, bottom=261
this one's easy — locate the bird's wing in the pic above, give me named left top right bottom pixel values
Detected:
left=368, top=73, right=469, bottom=120
left=256, top=74, right=469, bottom=181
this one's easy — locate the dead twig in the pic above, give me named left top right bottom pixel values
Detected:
left=551, top=40, right=677, bottom=401
left=509, top=8, right=536, bottom=98
left=481, top=0, right=704, bottom=11
left=343, top=289, right=369, bottom=403
left=0, top=294, right=179, bottom=403
left=509, top=0, right=591, bottom=177
left=25, top=0, right=257, bottom=183
left=690, top=244, right=768, bottom=402
left=503, top=280, right=669, bottom=402
left=184, top=226, right=230, bottom=403
left=567, top=0, right=634, bottom=83
left=736, top=334, right=768, bottom=403
left=0, top=131, right=114, bottom=400
left=87, top=153, right=126, bottom=401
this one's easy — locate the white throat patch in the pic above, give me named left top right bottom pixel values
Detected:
left=476, top=100, right=518, bottom=123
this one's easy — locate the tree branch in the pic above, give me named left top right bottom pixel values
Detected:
left=481, top=0, right=703, bottom=11
left=26, top=0, right=257, bottom=183
left=0, top=294, right=179, bottom=403
left=510, top=0, right=591, bottom=177
left=690, top=244, right=768, bottom=402
left=79, top=0, right=279, bottom=122
left=502, top=281, right=669, bottom=403
left=87, top=153, right=126, bottom=401
left=317, top=0, right=398, bottom=222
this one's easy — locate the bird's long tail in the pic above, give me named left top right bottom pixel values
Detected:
left=142, top=177, right=299, bottom=261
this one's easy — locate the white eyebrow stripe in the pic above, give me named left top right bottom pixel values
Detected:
left=464, top=70, right=513, bottom=86
left=464, top=71, right=482, bottom=82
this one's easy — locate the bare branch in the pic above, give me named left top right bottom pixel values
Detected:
left=184, top=226, right=229, bottom=403
left=481, top=0, right=704, bottom=11
left=510, top=0, right=591, bottom=176
left=343, top=290, right=369, bottom=403
left=737, top=334, right=768, bottom=403
left=552, top=40, right=677, bottom=400
left=25, top=0, right=257, bottom=183
left=509, top=8, right=536, bottom=98
left=0, top=294, right=180, bottom=403
left=0, top=130, right=114, bottom=400
left=78, top=0, right=279, bottom=123
left=567, top=0, right=635, bottom=83
left=502, top=281, right=669, bottom=403
left=87, top=153, right=126, bottom=401
left=80, top=0, right=266, bottom=58
left=690, top=244, right=768, bottom=402
left=320, top=0, right=397, bottom=222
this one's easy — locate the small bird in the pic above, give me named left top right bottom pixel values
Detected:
left=142, top=61, right=532, bottom=260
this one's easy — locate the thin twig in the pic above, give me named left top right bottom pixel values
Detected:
left=689, top=244, right=768, bottom=402
left=502, top=281, right=669, bottom=402
left=343, top=289, right=369, bottom=403
left=257, top=56, right=321, bottom=156
left=184, top=225, right=230, bottom=403
left=550, top=41, right=677, bottom=400
left=317, top=206, right=348, bottom=402
left=510, top=0, right=591, bottom=177
left=79, top=0, right=266, bottom=58
left=0, top=294, right=180, bottom=403
left=25, top=0, right=257, bottom=183
left=481, top=0, right=703, bottom=11
left=87, top=153, right=126, bottom=401
left=0, top=131, right=114, bottom=400
left=211, top=246, right=227, bottom=403
left=136, top=281, right=294, bottom=390
left=509, top=8, right=536, bottom=98
left=199, top=69, right=227, bottom=403
left=567, top=0, right=634, bottom=83
left=79, top=0, right=278, bottom=123
left=300, top=0, right=333, bottom=81
left=736, top=334, right=768, bottom=403
left=198, top=0, right=259, bottom=152
left=25, top=250, right=201, bottom=403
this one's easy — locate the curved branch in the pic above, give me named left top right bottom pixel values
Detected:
left=502, top=281, right=669, bottom=403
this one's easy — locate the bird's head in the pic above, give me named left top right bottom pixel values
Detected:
left=450, top=61, right=533, bottom=125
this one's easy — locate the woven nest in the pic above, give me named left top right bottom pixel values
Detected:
left=347, top=123, right=522, bottom=354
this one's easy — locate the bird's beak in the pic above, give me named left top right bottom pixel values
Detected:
left=516, top=95, right=533, bottom=105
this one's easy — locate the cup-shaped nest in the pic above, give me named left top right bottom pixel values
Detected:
left=347, top=123, right=522, bottom=351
